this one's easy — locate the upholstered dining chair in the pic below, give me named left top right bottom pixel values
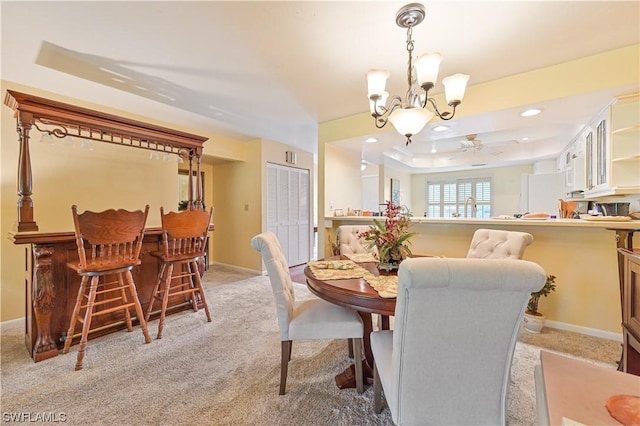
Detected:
left=371, top=257, right=545, bottom=425
left=336, top=225, right=377, bottom=255
left=250, top=231, right=365, bottom=395
left=466, top=228, right=534, bottom=259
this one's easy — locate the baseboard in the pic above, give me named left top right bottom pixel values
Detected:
left=208, top=261, right=263, bottom=275
left=0, top=317, right=24, bottom=329
left=544, top=319, right=623, bottom=342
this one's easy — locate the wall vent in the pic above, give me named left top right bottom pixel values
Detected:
left=285, top=151, right=297, bottom=164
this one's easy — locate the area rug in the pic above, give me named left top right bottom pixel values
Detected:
left=0, top=272, right=618, bottom=425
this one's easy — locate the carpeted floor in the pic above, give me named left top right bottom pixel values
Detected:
left=0, top=264, right=621, bottom=425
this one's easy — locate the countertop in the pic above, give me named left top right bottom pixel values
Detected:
left=325, top=215, right=640, bottom=229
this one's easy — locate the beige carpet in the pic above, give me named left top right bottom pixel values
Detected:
left=0, top=265, right=620, bottom=425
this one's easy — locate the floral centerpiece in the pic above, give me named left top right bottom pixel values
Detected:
left=360, top=200, right=416, bottom=270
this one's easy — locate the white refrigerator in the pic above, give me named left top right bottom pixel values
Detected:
left=520, top=173, right=565, bottom=216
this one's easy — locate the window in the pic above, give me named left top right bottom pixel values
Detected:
left=426, top=178, right=492, bottom=218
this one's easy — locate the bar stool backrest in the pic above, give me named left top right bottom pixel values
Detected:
left=160, top=207, right=213, bottom=258
left=71, top=205, right=149, bottom=272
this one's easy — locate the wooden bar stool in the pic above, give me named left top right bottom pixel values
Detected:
left=145, top=207, right=213, bottom=339
left=63, top=205, right=152, bottom=370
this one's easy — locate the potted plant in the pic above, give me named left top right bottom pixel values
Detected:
left=523, top=274, right=557, bottom=333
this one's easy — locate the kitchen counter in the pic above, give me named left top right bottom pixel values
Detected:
left=324, top=216, right=640, bottom=338
left=325, top=215, right=640, bottom=229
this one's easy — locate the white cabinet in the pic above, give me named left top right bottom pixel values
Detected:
left=562, top=130, right=587, bottom=195
left=584, top=94, right=640, bottom=197
left=560, top=126, right=588, bottom=195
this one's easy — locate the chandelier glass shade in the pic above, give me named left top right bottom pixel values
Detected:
left=366, top=3, right=469, bottom=145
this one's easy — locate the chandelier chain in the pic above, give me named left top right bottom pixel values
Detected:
left=406, top=26, right=415, bottom=89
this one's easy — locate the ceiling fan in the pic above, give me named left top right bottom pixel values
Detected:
left=448, top=134, right=504, bottom=160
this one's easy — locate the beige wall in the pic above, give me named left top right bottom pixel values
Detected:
left=383, top=167, right=413, bottom=211
left=325, top=144, right=362, bottom=216
left=0, top=81, right=249, bottom=322
left=209, top=140, right=262, bottom=271
left=318, top=45, right=639, bottom=146
left=208, top=138, right=315, bottom=273
left=410, top=164, right=533, bottom=218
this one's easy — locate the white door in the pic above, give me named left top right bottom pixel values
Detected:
left=267, top=163, right=311, bottom=266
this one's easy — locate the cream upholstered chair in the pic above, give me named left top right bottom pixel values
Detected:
left=384, top=228, right=534, bottom=333
left=336, top=225, right=376, bottom=255
left=250, top=232, right=365, bottom=395
left=466, top=228, right=534, bottom=259
left=371, top=257, right=545, bottom=425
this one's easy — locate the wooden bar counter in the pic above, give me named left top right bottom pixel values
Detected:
left=3, top=90, right=212, bottom=362
left=12, top=227, right=212, bottom=362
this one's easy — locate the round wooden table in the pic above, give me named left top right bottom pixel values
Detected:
left=304, top=256, right=396, bottom=388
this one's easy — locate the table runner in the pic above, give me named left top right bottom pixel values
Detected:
left=362, top=272, right=398, bottom=298
left=307, top=260, right=397, bottom=298
left=342, top=253, right=378, bottom=263
left=306, top=260, right=367, bottom=280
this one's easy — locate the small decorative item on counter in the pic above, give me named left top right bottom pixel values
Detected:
left=559, top=199, right=577, bottom=218
left=360, top=200, right=416, bottom=270
left=522, top=212, right=550, bottom=219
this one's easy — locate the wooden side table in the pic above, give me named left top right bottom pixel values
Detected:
left=534, top=350, right=640, bottom=426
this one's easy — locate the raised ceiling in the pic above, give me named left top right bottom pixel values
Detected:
left=2, top=1, right=638, bottom=172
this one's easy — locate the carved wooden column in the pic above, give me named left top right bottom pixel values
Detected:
left=195, top=152, right=203, bottom=210
left=32, top=245, right=58, bottom=361
left=15, top=112, right=38, bottom=232
left=186, top=151, right=203, bottom=210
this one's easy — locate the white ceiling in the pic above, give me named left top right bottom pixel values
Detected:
left=2, top=1, right=639, bottom=173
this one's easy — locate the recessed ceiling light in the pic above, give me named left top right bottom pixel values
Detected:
left=432, top=125, right=449, bottom=132
left=522, top=137, right=530, bottom=141
left=431, top=147, right=437, bottom=153
left=365, top=137, right=378, bottom=143
left=520, top=108, right=541, bottom=117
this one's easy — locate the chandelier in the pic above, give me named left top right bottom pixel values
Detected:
left=366, top=3, right=469, bottom=145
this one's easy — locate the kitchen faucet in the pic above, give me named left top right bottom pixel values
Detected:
left=464, top=196, right=477, bottom=218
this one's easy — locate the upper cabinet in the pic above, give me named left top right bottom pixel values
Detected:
left=561, top=126, right=588, bottom=195
left=584, top=94, right=640, bottom=198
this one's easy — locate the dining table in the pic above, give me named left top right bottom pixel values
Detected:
left=303, top=254, right=397, bottom=389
